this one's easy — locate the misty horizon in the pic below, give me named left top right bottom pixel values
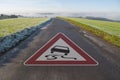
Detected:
left=0, top=0, right=119, bottom=20
left=1, top=12, right=120, bottom=21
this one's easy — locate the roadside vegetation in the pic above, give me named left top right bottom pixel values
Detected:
left=61, top=17, right=120, bottom=47
left=0, top=18, right=50, bottom=54
left=0, top=14, right=19, bottom=20
left=0, top=18, right=49, bottom=37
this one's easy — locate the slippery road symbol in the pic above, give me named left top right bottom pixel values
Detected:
left=24, top=33, right=98, bottom=66
left=45, top=45, right=77, bottom=60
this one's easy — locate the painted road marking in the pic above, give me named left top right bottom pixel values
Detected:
left=24, top=33, right=98, bottom=66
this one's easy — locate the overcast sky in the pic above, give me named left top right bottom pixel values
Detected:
left=0, top=0, right=119, bottom=19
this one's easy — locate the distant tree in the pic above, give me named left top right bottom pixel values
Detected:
left=0, top=14, right=18, bottom=19
left=85, top=16, right=114, bottom=22
left=1, top=14, right=4, bottom=17
left=0, top=14, right=8, bottom=19
left=10, top=15, right=18, bottom=18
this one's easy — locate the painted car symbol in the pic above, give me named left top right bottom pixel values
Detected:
left=51, top=45, right=70, bottom=55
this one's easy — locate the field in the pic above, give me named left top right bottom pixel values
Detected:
left=62, top=17, right=120, bottom=47
left=0, top=18, right=49, bottom=37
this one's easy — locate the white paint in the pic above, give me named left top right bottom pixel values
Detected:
left=36, top=38, right=86, bottom=61
left=41, top=27, right=48, bottom=30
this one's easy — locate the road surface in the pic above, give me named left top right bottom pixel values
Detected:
left=0, top=18, right=120, bottom=80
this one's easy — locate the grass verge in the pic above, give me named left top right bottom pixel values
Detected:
left=0, top=18, right=49, bottom=37
left=60, top=17, right=120, bottom=47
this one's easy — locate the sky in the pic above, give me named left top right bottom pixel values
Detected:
left=0, top=0, right=120, bottom=19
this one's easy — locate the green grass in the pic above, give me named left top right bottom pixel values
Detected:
left=61, top=17, right=120, bottom=47
left=0, top=18, right=49, bottom=37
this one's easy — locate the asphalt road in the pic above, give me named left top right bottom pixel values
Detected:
left=0, top=18, right=120, bottom=80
